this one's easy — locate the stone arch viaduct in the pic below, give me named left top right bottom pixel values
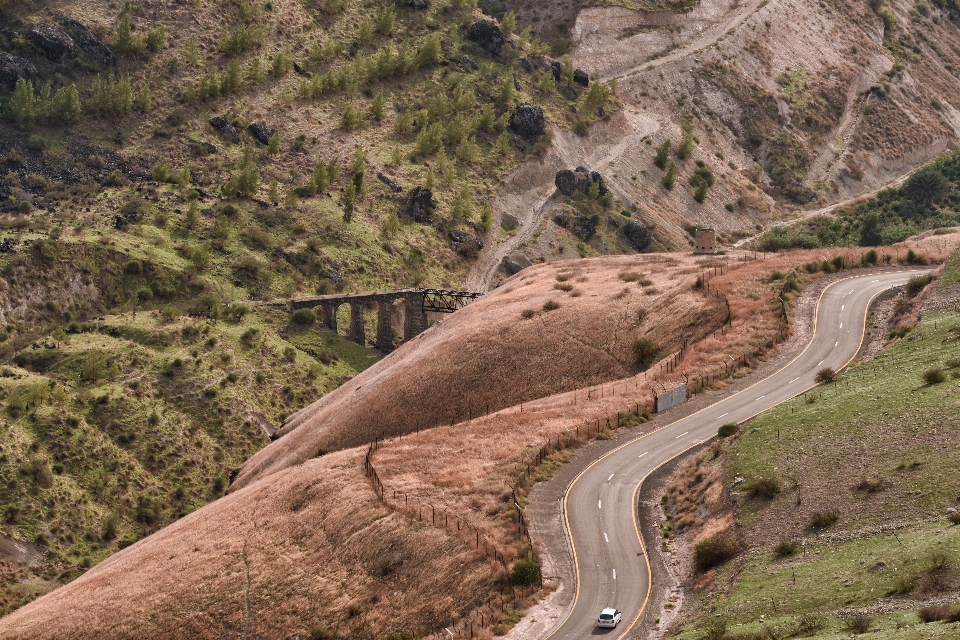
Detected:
left=281, top=288, right=482, bottom=353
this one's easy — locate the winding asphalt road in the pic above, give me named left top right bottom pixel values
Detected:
left=543, top=269, right=926, bottom=639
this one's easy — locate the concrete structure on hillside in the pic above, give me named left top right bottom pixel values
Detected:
left=694, top=228, right=716, bottom=254
left=281, top=289, right=482, bottom=353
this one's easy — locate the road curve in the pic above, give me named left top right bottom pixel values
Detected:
left=543, top=269, right=926, bottom=639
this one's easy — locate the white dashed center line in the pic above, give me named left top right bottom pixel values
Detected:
left=607, top=473, right=615, bottom=481
left=638, top=452, right=648, bottom=458
left=604, top=532, right=609, bottom=543
left=817, top=360, right=824, bottom=366
left=756, top=395, right=765, bottom=401
left=676, top=431, right=689, bottom=439
left=789, top=377, right=800, bottom=384
left=717, top=412, right=729, bottom=419
left=598, top=500, right=602, bottom=509
left=613, top=569, right=617, bottom=580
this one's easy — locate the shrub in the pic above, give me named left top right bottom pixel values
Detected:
left=717, top=423, right=738, bottom=438
left=291, top=308, right=316, bottom=326
left=815, top=367, right=835, bottom=383
left=923, top=368, right=945, bottom=385
left=662, top=163, right=676, bottom=190
left=774, top=540, right=800, bottom=557
left=745, top=476, right=780, bottom=499
left=906, top=274, right=932, bottom=297
left=511, top=560, right=540, bottom=586
left=318, top=350, right=339, bottom=365
left=619, top=271, right=643, bottom=282
left=124, top=259, right=143, bottom=275
left=809, top=510, right=839, bottom=531
left=861, top=249, right=878, bottom=265
left=521, top=309, right=537, bottom=319
left=632, top=337, right=661, bottom=368
left=654, top=140, right=671, bottom=169
left=103, top=513, right=120, bottom=540
left=694, top=535, right=737, bottom=571
left=949, top=512, right=960, bottom=525
left=844, top=615, right=873, bottom=634
left=542, top=300, right=560, bottom=312
left=854, top=478, right=885, bottom=493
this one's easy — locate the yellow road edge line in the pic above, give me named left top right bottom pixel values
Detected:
left=544, top=269, right=919, bottom=639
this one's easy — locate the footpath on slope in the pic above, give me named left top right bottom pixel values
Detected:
left=504, top=265, right=931, bottom=640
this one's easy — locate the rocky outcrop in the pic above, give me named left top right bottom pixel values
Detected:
left=377, top=172, right=403, bottom=193
left=623, top=220, right=652, bottom=252
left=509, top=104, right=544, bottom=143
left=247, top=122, right=273, bottom=145
left=407, top=186, right=434, bottom=223
left=555, top=167, right=608, bottom=197
left=62, top=17, right=115, bottom=66
left=209, top=117, right=240, bottom=144
left=501, top=253, right=532, bottom=275
left=573, top=69, right=589, bottom=87
left=449, top=229, right=484, bottom=256
left=0, top=52, right=37, bottom=90
left=551, top=209, right=597, bottom=240
left=466, top=20, right=506, bottom=56
left=26, top=24, right=75, bottom=61
left=500, top=213, right=519, bottom=230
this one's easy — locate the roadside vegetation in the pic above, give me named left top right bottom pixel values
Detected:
left=672, top=251, right=960, bottom=639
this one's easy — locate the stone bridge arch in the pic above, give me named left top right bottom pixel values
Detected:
left=284, top=288, right=481, bottom=353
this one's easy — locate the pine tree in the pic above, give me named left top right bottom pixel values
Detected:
left=51, top=84, right=81, bottom=123
left=417, top=33, right=442, bottom=67
left=371, top=89, right=386, bottom=121
left=501, top=11, right=517, bottom=36
left=7, top=79, right=35, bottom=130
left=343, top=181, right=355, bottom=223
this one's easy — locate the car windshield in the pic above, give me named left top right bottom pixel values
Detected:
left=600, top=614, right=613, bottom=620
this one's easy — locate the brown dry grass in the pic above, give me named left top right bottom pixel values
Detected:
left=0, top=449, right=501, bottom=639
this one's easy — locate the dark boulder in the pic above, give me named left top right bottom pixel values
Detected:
left=501, top=252, right=532, bottom=275
left=0, top=238, right=18, bottom=254
left=377, top=172, right=402, bottom=193
left=623, top=220, right=652, bottom=252
left=501, top=213, right=519, bottom=230
left=558, top=83, right=579, bottom=101
left=573, top=69, right=589, bottom=86
left=509, top=104, right=545, bottom=141
left=409, top=0, right=429, bottom=8
left=466, top=20, right=506, bottom=56
left=555, top=169, right=578, bottom=196
left=209, top=116, right=240, bottom=144
left=187, top=139, right=217, bottom=156
left=590, top=171, right=609, bottom=195
left=247, top=122, right=273, bottom=145
left=551, top=209, right=596, bottom=240
left=26, top=24, right=75, bottom=61
left=408, top=186, right=434, bottom=223
left=62, top=17, right=114, bottom=66
left=0, top=52, right=37, bottom=90
left=449, top=229, right=483, bottom=256
left=550, top=60, right=561, bottom=81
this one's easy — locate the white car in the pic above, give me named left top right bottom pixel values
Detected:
left=597, top=608, right=622, bottom=628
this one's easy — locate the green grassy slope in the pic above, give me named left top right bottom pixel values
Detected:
left=674, top=256, right=960, bottom=639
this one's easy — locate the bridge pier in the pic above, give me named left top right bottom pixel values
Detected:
left=349, top=302, right=366, bottom=345
left=402, top=293, right=428, bottom=341
left=376, top=300, right=394, bottom=353
left=320, top=302, right=338, bottom=333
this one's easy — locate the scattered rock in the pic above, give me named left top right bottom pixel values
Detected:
left=509, top=104, right=545, bottom=142
left=62, top=17, right=115, bottom=66
left=466, top=20, right=506, bottom=56
left=186, top=138, right=217, bottom=156
left=26, top=24, right=75, bottom=61
left=554, top=167, right=606, bottom=197
left=520, top=57, right=535, bottom=72
left=409, top=0, right=429, bottom=8
left=501, top=253, right=532, bottom=275
left=114, top=215, right=132, bottom=230
left=551, top=209, right=596, bottom=240
left=0, top=52, right=37, bottom=90
left=449, top=229, right=484, bottom=255
left=550, top=60, right=561, bottom=81
left=868, top=561, right=886, bottom=572
left=573, top=69, right=589, bottom=86
left=500, top=213, right=519, bottom=230
left=598, top=106, right=606, bottom=118
left=513, top=77, right=521, bottom=91
left=623, top=220, right=652, bottom=252
left=247, top=122, right=273, bottom=145
left=785, top=181, right=816, bottom=203
left=558, top=83, right=579, bottom=101
left=292, top=61, right=307, bottom=76
left=590, top=171, right=609, bottom=195
left=377, top=172, right=402, bottom=193
left=0, top=238, right=17, bottom=253
left=209, top=116, right=240, bottom=144
left=461, top=56, right=479, bottom=70
left=407, top=186, right=434, bottom=223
